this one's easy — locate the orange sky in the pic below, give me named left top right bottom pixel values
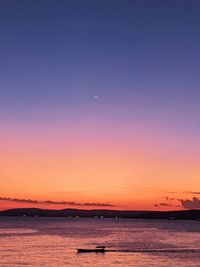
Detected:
left=0, top=121, right=199, bottom=211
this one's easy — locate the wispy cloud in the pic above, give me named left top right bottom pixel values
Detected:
left=0, top=197, right=114, bottom=207
left=179, top=197, right=200, bottom=209
left=154, top=203, right=175, bottom=207
left=184, top=191, right=200, bottom=195
left=165, top=191, right=178, bottom=194
left=166, top=191, right=200, bottom=195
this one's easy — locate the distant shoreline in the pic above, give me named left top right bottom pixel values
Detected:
left=0, top=208, right=200, bottom=220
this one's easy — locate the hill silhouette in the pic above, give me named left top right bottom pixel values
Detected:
left=0, top=208, right=200, bottom=220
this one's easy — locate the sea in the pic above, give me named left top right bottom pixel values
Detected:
left=0, top=217, right=200, bottom=267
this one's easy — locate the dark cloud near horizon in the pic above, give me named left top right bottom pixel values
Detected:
left=154, top=202, right=181, bottom=208
left=180, top=197, right=200, bottom=209
left=0, top=197, right=114, bottom=207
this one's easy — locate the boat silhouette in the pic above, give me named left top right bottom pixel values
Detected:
left=77, top=246, right=106, bottom=253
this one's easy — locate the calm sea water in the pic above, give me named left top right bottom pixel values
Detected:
left=0, top=217, right=200, bottom=267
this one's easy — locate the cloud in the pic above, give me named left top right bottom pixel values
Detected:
left=0, top=197, right=114, bottom=207
left=154, top=203, right=175, bottom=207
left=180, top=197, right=200, bottom=209
left=184, top=191, right=200, bottom=195
left=165, top=196, right=174, bottom=201
left=165, top=191, right=200, bottom=195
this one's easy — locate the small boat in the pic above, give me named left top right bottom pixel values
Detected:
left=77, top=246, right=106, bottom=253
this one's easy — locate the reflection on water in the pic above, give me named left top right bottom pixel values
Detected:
left=0, top=217, right=200, bottom=266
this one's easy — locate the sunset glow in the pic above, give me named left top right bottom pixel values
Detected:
left=0, top=0, right=200, bottom=211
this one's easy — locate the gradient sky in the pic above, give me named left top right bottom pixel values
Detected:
left=0, top=0, right=200, bottom=210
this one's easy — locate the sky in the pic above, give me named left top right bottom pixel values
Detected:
left=0, top=0, right=200, bottom=211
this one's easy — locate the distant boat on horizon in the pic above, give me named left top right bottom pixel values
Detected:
left=168, top=217, right=176, bottom=220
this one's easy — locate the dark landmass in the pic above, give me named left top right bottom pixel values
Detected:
left=0, top=208, right=200, bottom=220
